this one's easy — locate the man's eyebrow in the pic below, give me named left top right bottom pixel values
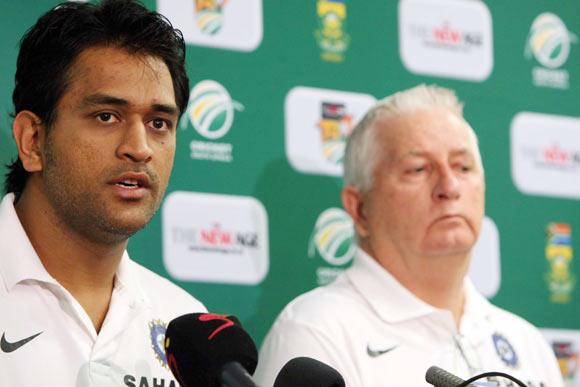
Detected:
left=80, top=93, right=178, bottom=116
left=151, top=103, right=178, bottom=116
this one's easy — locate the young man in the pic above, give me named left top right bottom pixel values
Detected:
left=255, top=85, right=564, bottom=386
left=0, top=1, right=205, bottom=386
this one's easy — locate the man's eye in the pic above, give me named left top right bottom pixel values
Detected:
left=150, top=118, right=172, bottom=131
left=96, top=112, right=116, bottom=123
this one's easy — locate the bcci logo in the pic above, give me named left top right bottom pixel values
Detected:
left=149, top=320, right=168, bottom=369
left=181, top=80, right=244, bottom=140
left=308, top=208, right=355, bottom=267
left=545, top=223, right=576, bottom=303
left=317, top=102, right=353, bottom=165
left=314, top=0, right=351, bottom=62
left=194, top=0, right=228, bottom=35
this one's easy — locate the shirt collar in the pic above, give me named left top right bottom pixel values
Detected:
left=345, top=247, right=493, bottom=325
left=0, top=193, right=57, bottom=290
left=0, top=193, right=150, bottom=309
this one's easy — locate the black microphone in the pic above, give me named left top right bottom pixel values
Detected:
left=426, top=366, right=476, bottom=387
left=273, top=356, right=346, bottom=387
left=164, top=313, right=258, bottom=387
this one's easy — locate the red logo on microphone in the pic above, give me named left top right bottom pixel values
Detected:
left=199, top=314, right=235, bottom=340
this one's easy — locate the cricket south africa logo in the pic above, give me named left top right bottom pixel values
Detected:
left=525, top=13, right=577, bottom=89
left=181, top=80, right=243, bottom=162
left=182, top=80, right=243, bottom=140
left=308, top=208, right=355, bottom=285
left=195, top=0, right=227, bottom=35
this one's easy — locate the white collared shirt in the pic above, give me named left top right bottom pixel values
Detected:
left=0, top=194, right=206, bottom=387
left=255, top=248, right=563, bottom=387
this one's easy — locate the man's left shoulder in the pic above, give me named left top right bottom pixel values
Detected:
left=130, top=260, right=207, bottom=314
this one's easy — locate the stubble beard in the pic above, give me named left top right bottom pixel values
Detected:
left=42, top=138, right=160, bottom=245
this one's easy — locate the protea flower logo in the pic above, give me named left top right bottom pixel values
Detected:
left=181, top=80, right=244, bottom=140
left=525, top=13, right=577, bottom=69
left=308, top=208, right=355, bottom=266
left=195, top=0, right=227, bottom=35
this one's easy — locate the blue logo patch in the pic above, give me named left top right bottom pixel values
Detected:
left=149, top=320, right=168, bottom=368
left=492, top=333, right=518, bottom=368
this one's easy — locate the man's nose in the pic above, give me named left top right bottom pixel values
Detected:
left=116, top=121, right=153, bottom=163
left=433, top=167, right=460, bottom=201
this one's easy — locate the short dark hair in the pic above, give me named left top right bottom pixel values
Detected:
left=4, top=0, right=189, bottom=198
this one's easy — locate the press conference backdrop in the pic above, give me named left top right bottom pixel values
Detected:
left=0, top=0, right=579, bottom=383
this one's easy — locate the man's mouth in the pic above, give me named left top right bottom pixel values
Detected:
left=115, top=179, right=141, bottom=189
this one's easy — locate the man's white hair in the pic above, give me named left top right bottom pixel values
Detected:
left=343, top=84, right=471, bottom=192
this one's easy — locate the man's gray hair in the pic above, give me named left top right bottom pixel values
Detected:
left=343, top=84, right=467, bottom=192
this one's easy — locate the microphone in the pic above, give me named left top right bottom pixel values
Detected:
left=164, top=313, right=258, bottom=387
left=273, top=356, right=346, bottom=387
left=425, top=366, right=476, bottom=387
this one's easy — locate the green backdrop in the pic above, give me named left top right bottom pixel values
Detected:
left=1, top=0, right=579, bottom=380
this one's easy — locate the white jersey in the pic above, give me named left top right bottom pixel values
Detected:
left=0, top=194, right=207, bottom=387
left=255, top=249, right=563, bottom=387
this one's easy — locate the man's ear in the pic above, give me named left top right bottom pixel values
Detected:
left=341, top=185, right=370, bottom=238
left=12, top=111, right=46, bottom=173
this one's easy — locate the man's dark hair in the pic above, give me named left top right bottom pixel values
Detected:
left=4, top=0, right=190, bottom=198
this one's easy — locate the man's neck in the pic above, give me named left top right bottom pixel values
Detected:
left=14, top=185, right=126, bottom=332
left=361, top=242, right=469, bottom=328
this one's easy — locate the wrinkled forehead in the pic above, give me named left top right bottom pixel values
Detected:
left=371, top=108, right=482, bottom=164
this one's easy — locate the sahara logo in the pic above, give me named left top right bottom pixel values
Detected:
left=317, top=102, right=353, bottom=165
left=194, top=0, right=227, bottom=35
left=545, top=223, right=575, bottom=303
left=314, top=0, right=350, bottom=62
left=181, top=80, right=243, bottom=163
left=308, top=208, right=355, bottom=285
left=157, top=0, right=262, bottom=51
left=525, top=13, right=577, bottom=89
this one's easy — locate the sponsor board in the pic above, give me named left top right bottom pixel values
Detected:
left=285, top=86, right=376, bottom=176
left=398, top=0, right=493, bottom=81
left=468, top=217, right=501, bottom=298
left=542, top=328, right=580, bottom=386
left=162, top=191, right=269, bottom=285
left=157, top=0, right=263, bottom=51
left=511, top=112, right=580, bottom=199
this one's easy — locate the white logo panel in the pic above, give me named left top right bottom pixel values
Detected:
left=285, top=86, right=376, bottom=176
left=157, top=0, right=262, bottom=51
left=162, top=191, right=269, bottom=285
left=511, top=112, right=580, bottom=199
left=399, top=0, right=493, bottom=81
left=469, top=217, right=501, bottom=298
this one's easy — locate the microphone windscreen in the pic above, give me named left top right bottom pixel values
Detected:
left=164, top=313, right=258, bottom=387
left=273, top=356, right=346, bottom=387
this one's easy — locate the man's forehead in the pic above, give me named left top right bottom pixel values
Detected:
left=372, top=109, right=480, bottom=159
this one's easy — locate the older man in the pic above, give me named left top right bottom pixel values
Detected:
left=255, top=85, right=563, bottom=386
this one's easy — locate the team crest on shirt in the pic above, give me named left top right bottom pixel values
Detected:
left=149, top=320, right=168, bottom=369
left=492, top=333, right=519, bottom=368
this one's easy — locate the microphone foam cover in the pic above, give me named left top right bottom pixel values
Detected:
left=273, top=356, right=346, bottom=387
left=164, top=313, right=258, bottom=387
